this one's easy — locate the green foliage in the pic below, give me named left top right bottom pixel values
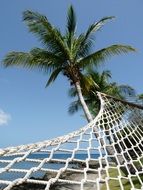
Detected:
left=68, top=70, right=136, bottom=116
left=138, top=93, right=143, bottom=100
left=78, top=45, right=136, bottom=69
left=101, top=167, right=143, bottom=190
left=2, top=5, right=136, bottom=119
left=3, top=48, right=63, bottom=73
left=66, top=5, right=77, bottom=49
left=3, top=5, right=136, bottom=87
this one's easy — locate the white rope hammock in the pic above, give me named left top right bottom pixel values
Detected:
left=0, top=92, right=143, bottom=190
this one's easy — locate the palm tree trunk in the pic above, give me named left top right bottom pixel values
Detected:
left=75, top=81, right=93, bottom=122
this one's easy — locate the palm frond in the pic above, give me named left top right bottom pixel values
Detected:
left=78, top=45, right=136, bottom=68
left=30, top=48, right=63, bottom=65
left=74, top=17, right=115, bottom=59
left=3, top=52, right=33, bottom=68
left=70, top=34, right=92, bottom=61
left=85, top=16, right=115, bottom=38
left=101, top=70, right=112, bottom=82
left=68, top=87, right=77, bottom=98
left=45, top=67, right=63, bottom=87
left=30, top=48, right=65, bottom=73
left=67, top=5, right=76, bottom=35
left=68, top=100, right=81, bottom=115
left=65, top=5, right=77, bottom=54
left=81, top=74, right=99, bottom=94
left=118, top=85, right=136, bottom=97
left=23, top=10, right=69, bottom=58
left=74, top=35, right=93, bottom=59
left=2, top=48, right=63, bottom=73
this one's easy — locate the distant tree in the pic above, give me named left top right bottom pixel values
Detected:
left=68, top=69, right=136, bottom=117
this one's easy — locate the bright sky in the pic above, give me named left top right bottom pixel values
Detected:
left=0, top=0, right=143, bottom=148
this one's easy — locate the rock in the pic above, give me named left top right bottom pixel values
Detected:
left=8, top=160, right=108, bottom=190
left=11, top=182, right=45, bottom=190
left=10, top=170, right=100, bottom=190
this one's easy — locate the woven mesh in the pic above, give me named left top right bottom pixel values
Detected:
left=0, top=92, right=143, bottom=190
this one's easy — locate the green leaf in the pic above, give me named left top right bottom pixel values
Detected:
left=66, top=5, right=77, bottom=52
left=68, top=100, right=81, bottom=115
left=85, top=16, right=115, bottom=38
left=3, top=52, right=32, bottom=68
left=68, top=87, right=77, bottom=98
left=118, top=85, right=136, bottom=97
left=45, top=67, right=62, bottom=87
left=23, top=10, right=70, bottom=58
left=73, top=34, right=93, bottom=60
left=75, top=16, right=115, bottom=59
left=78, top=44, right=136, bottom=68
left=80, top=74, right=99, bottom=95
left=67, top=5, right=76, bottom=35
left=2, top=49, right=63, bottom=73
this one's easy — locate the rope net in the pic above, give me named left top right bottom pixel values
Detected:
left=0, top=92, right=143, bottom=190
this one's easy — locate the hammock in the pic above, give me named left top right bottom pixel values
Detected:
left=0, top=92, right=143, bottom=190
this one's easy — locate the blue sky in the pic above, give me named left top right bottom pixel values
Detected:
left=0, top=0, right=143, bottom=148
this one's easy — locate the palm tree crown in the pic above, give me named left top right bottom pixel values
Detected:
left=3, top=5, right=136, bottom=122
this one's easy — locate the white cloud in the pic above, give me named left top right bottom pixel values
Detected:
left=0, top=109, right=11, bottom=126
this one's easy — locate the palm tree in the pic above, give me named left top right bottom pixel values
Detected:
left=2, top=5, right=136, bottom=123
left=68, top=69, right=136, bottom=117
